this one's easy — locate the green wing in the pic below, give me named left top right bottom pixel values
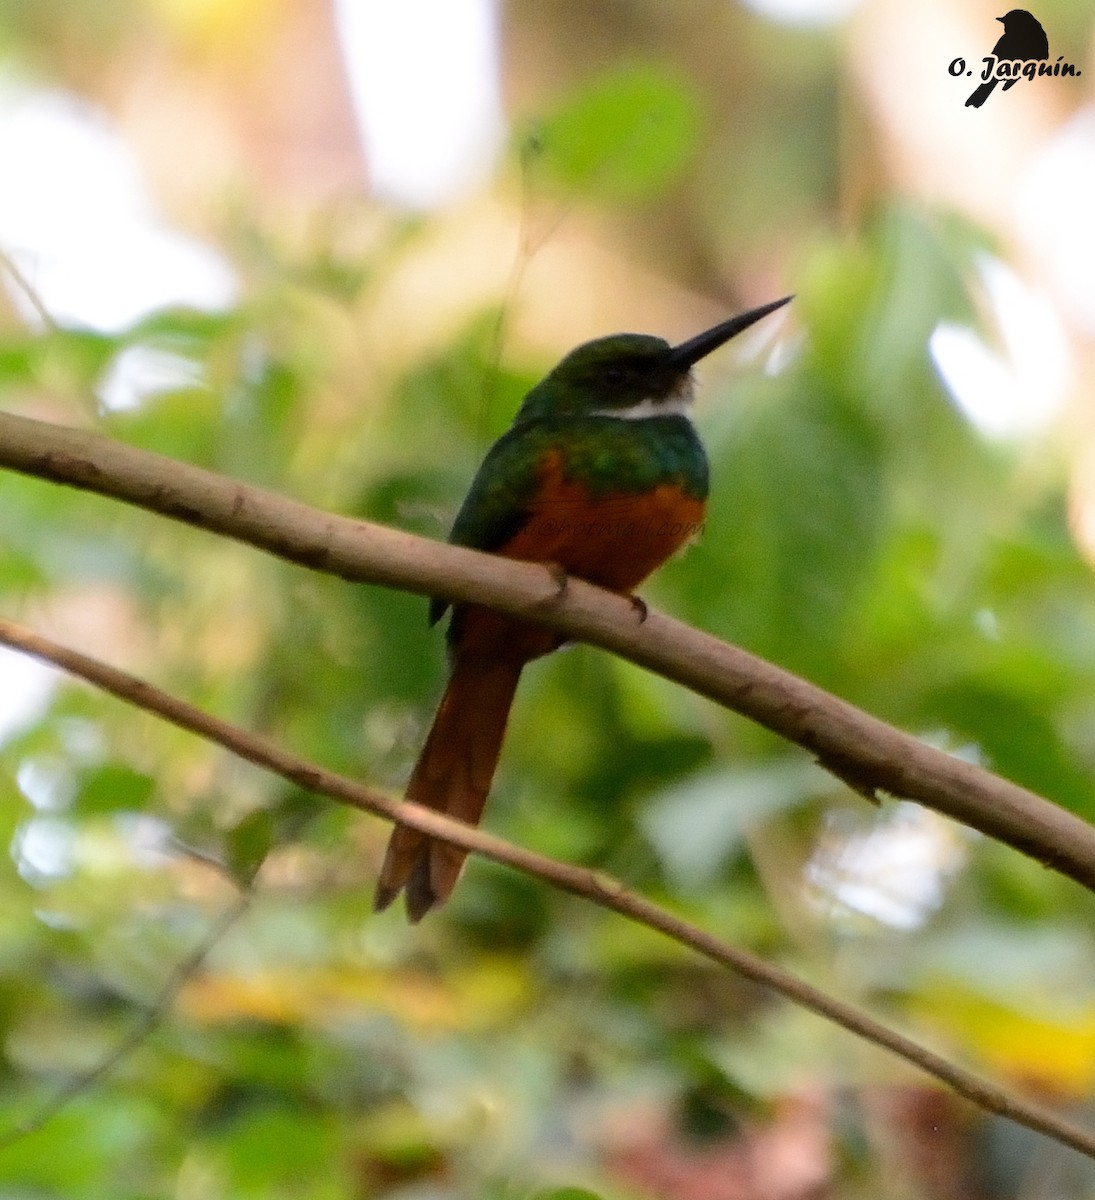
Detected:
left=428, top=423, right=545, bottom=626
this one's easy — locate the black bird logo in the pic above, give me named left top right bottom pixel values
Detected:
left=966, top=9, right=1049, bottom=108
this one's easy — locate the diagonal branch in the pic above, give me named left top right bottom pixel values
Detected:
left=0, top=409, right=1093, bottom=891
left=1, top=616, right=1094, bottom=1160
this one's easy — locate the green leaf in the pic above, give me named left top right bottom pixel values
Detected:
left=528, top=63, right=701, bottom=200
left=74, top=763, right=155, bottom=816
left=225, top=789, right=318, bottom=886
left=219, top=1104, right=341, bottom=1195
left=225, top=807, right=276, bottom=886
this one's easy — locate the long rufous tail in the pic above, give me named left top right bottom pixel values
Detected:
left=374, top=654, right=523, bottom=921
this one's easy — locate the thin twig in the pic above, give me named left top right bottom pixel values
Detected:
left=0, top=887, right=250, bottom=1149
left=0, top=248, right=59, bottom=333
left=0, top=409, right=1092, bottom=894
left=0, top=618, right=1093, bottom=1161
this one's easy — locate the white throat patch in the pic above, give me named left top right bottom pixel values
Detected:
left=591, top=375, right=695, bottom=420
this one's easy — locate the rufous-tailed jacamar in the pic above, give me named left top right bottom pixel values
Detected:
left=375, top=295, right=792, bottom=920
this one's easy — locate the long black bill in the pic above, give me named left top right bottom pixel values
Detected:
left=666, top=295, right=792, bottom=372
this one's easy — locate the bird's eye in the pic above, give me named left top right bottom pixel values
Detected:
left=601, top=366, right=625, bottom=386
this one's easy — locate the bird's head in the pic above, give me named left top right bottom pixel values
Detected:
left=514, top=296, right=792, bottom=423
left=998, top=8, right=1035, bottom=27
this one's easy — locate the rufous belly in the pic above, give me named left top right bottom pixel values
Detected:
left=454, top=462, right=705, bottom=663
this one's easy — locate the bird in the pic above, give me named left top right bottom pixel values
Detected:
left=374, top=295, right=792, bottom=920
left=965, top=9, right=1049, bottom=108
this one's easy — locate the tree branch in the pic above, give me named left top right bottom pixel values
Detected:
left=0, top=409, right=1093, bottom=892
left=1, top=617, right=1093, bottom=1160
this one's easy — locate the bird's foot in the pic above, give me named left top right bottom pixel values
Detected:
left=627, top=593, right=649, bottom=624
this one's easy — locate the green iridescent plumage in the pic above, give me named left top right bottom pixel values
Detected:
left=428, top=299, right=792, bottom=629
left=449, top=413, right=708, bottom=554
left=377, top=297, right=791, bottom=920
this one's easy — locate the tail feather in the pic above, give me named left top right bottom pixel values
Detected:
left=374, top=655, right=523, bottom=920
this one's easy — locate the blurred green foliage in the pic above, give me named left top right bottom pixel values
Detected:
left=1, top=6, right=1095, bottom=1200
left=526, top=62, right=703, bottom=201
